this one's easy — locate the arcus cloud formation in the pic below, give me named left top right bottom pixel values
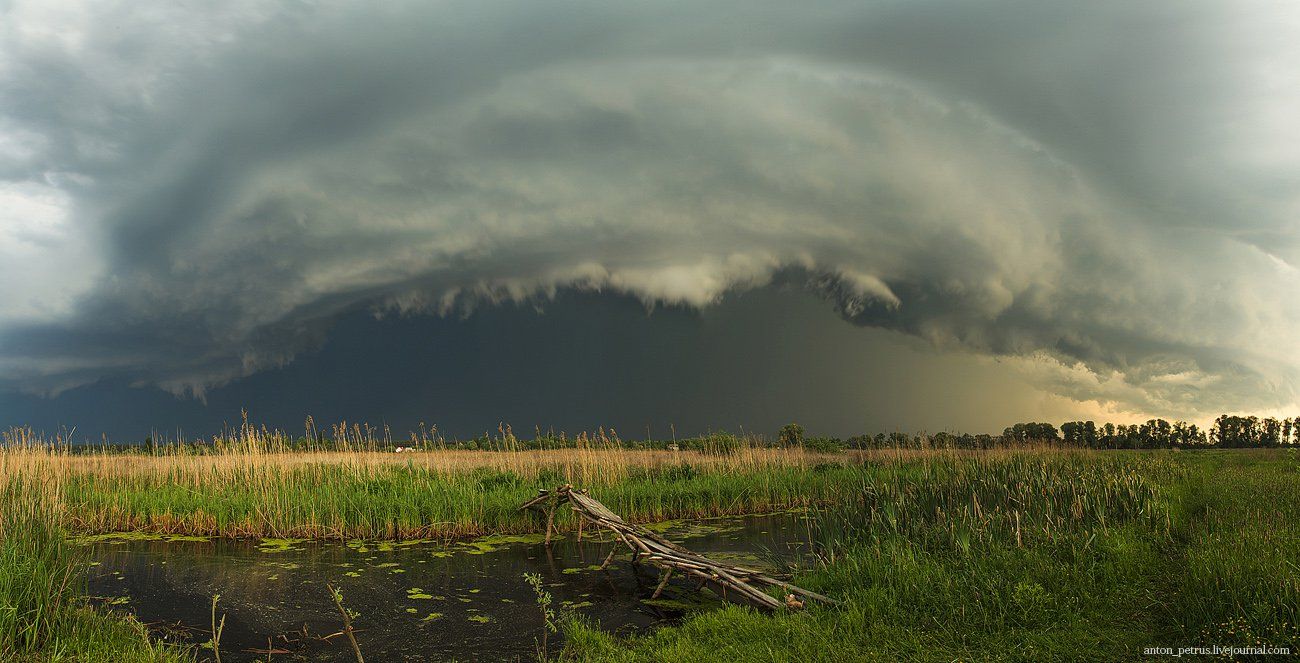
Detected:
left=1, top=0, right=1298, bottom=418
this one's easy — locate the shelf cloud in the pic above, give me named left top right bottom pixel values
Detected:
left=2, top=0, right=1298, bottom=420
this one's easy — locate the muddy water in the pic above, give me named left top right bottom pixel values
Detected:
left=83, top=512, right=813, bottom=661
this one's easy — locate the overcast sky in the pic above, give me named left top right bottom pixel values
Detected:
left=2, top=0, right=1298, bottom=440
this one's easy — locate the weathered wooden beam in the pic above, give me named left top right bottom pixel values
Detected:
left=651, top=568, right=674, bottom=599
left=519, top=485, right=834, bottom=612
left=518, top=491, right=552, bottom=511
left=751, top=577, right=840, bottom=606
left=599, top=547, right=618, bottom=570
left=544, top=502, right=556, bottom=545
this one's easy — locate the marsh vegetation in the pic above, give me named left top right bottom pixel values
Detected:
left=3, top=422, right=1299, bottom=661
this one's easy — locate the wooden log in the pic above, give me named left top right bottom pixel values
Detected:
left=544, top=503, right=556, bottom=545
left=750, top=577, right=840, bottom=606
left=599, top=547, right=618, bottom=570
left=518, top=491, right=552, bottom=511
left=709, top=566, right=783, bottom=610
left=568, top=491, right=625, bottom=523
left=651, top=568, right=674, bottom=599
left=517, top=485, right=833, bottom=612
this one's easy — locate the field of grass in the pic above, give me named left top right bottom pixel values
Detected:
left=4, top=425, right=1298, bottom=661
left=562, top=450, right=1300, bottom=661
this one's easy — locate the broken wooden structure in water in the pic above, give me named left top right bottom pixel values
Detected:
left=518, top=485, right=837, bottom=612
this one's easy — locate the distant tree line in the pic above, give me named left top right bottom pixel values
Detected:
left=843, top=415, right=1300, bottom=450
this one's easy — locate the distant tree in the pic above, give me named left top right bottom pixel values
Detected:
left=1125, top=424, right=1143, bottom=449
left=1061, top=421, right=1084, bottom=447
left=846, top=435, right=876, bottom=450
left=778, top=423, right=805, bottom=448
left=1003, top=422, right=1061, bottom=444
left=1083, top=421, right=1099, bottom=447
left=886, top=431, right=912, bottom=448
left=1213, top=415, right=1265, bottom=448
left=1211, top=415, right=1228, bottom=447
left=1263, top=418, right=1283, bottom=447
left=1063, top=421, right=1101, bottom=448
left=1139, top=419, right=1173, bottom=449
left=1171, top=421, right=1206, bottom=448
left=1111, top=425, right=1130, bottom=449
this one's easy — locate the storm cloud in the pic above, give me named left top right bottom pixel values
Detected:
left=1, top=0, right=1298, bottom=421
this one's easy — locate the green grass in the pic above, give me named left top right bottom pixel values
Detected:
left=1164, top=451, right=1300, bottom=644
left=56, top=459, right=879, bottom=539
left=7, top=447, right=1298, bottom=661
left=0, top=481, right=186, bottom=662
left=560, top=450, right=1300, bottom=661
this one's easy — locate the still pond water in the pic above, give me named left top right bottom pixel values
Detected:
left=83, top=512, right=813, bottom=661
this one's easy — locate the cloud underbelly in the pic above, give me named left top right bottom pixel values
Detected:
left=1, top=1, right=1297, bottom=418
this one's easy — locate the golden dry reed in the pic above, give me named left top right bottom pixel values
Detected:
left=1, top=423, right=914, bottom=540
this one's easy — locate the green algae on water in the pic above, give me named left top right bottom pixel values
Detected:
left=71, top=532, right=212, bottom=545
left=378, top=540, right=430, bottom=552
left=459, top=532, right=550, bottom=554
left=562, top=564, right=604, bottom=574
left=347, top=538, right=439, bottom=554
left=257, top=538, right=307, bottom=553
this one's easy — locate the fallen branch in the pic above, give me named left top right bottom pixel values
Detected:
left=519, top=485, right=838, bottom=612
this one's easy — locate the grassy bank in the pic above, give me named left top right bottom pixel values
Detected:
left=562, top=450, right=1300, bottom=661
left=0, top=482, right=186, bottom=662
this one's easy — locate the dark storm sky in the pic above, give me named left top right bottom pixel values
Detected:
left=0, top=286, right=1105, bottom=440
left=1, top=1, right=1298, bottom=440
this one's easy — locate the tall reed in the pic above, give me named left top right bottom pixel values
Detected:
left=1, top=477, right=184, bottom=661
left=3, top=425, right=890, bottom=540
left=0, top=479, right=77, bottom=655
